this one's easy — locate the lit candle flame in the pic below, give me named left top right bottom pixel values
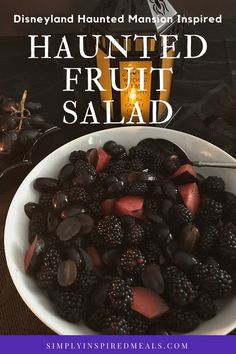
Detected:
left=130, top=88, right=137, bottom=102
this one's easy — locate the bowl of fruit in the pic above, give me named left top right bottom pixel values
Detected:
left=4, top=126, right=236, bottom=335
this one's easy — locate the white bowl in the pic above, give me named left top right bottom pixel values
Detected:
left=4, top=127, right=236, bottom=335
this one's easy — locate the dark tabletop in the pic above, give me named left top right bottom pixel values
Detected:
left=0, top=20, right=236, bottom=334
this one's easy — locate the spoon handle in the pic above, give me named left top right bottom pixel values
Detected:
left=192, top=161, right=236, bottom=169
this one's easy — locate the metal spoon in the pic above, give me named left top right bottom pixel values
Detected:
left=138, top=138, right=236, bottom=169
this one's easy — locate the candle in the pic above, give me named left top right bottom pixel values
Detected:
left=120, top=61, right=152, bottom=122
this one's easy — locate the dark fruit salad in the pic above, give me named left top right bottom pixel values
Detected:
left=24, top=138, right=236, bottom=334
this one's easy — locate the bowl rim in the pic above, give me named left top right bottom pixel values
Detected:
left=4, top=126, right=236, bottom=335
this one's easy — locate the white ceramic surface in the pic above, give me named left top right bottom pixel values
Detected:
left=4, top=127, right=236, bottom=335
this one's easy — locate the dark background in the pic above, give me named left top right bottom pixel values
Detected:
left=0, top=0, right=235, bottom=134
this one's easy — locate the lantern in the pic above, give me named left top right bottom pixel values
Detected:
left=91, top=0, right=180, bottom=123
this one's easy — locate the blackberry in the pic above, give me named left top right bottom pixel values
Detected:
left=127, top=159, right=144, bottom=172
left=102, top=315, right=130, bottom=335
left=224, top=222, right=236, bottom=233
left=37, top=266, right=58, bottom=291
left=148, top=180, right=163, bottom=199
left=96, top=216, right=124, bottom=247
left=36, top=247, right=61, bottom=289
left=162, top=308, right=199, bottom=333
left=169, top=204, right=193, bottom=228
left=76, top=270, right=99, bottom=295
left=197, top=198, right=223, bottom=226
left=74, top=159, right=96, bottom=177
left=147, top=153, right=165, bottom=173
left=222, top=192, right=236, bottom=223
left=85, top=304, right=114, bottom=331
left=88, top=202, right=104, bottom=219
left=120, top=248, right=146, bottom=274
left=38, top=193, right=53, bottom=210
left=123, top=276, right=136, bottom=287
left=125, top=224, right=144, bottom=246
left=42, top=247, right=61, bottom=268
left=29, top=211, right=47, bottom=243
left=220, top=222, right=236, bottom=234
left=142, top=220, right=157, bottom=240
left=129, top=146, right=155, bottom=165
left=125, top=310, right=149, bottom=334
left=202, top=176, right=225, bottom=196
left=217, top=228, right=236, bottom=260
left=125, top=182, right=148, bottom=196
left=107, top=159, right=127, bottom=174
left=144, top=198, right=162, bottom=215
left=66, top=186, right=91, bottom=204
left=206, top=257, right=220, bottom=268
left=91, top=185, right=106, bottom=202
left=54, top=291, right=85, bottom=323
left=108, top=279, right=133, bottom=310
left=143, top=241, right=161, bottom=264
left=192, top=293, right=217, bottom=321
left=60, top=178, right=73, bottom=193
left=192, top=264, right=233, bottom=299
left=97, top=172, right=109, bottom=184
left=44, top=235, right=61, bottom=249
left=198, top=226, right=219, bottom=254
left=162, top=266, right=197, bottom=307
left=69, top=150, right=87, bottom=164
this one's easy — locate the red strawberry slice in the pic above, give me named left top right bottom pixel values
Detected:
left=115, top=196, right=144, bottom=219
left=178, top=182, right=200, bottom=215
left=131, top=287, right=169, bottom=319
left=86, top=246, right=103, bottom=269
left=172, top=164, right=197, bottom=179
left=24, top=236, right=45, bottom=274
left=24, top=236, right=38, bottom=273
left=96, top=148, right=112, bottom=172
left=102, top=199, right=116, bottom=216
